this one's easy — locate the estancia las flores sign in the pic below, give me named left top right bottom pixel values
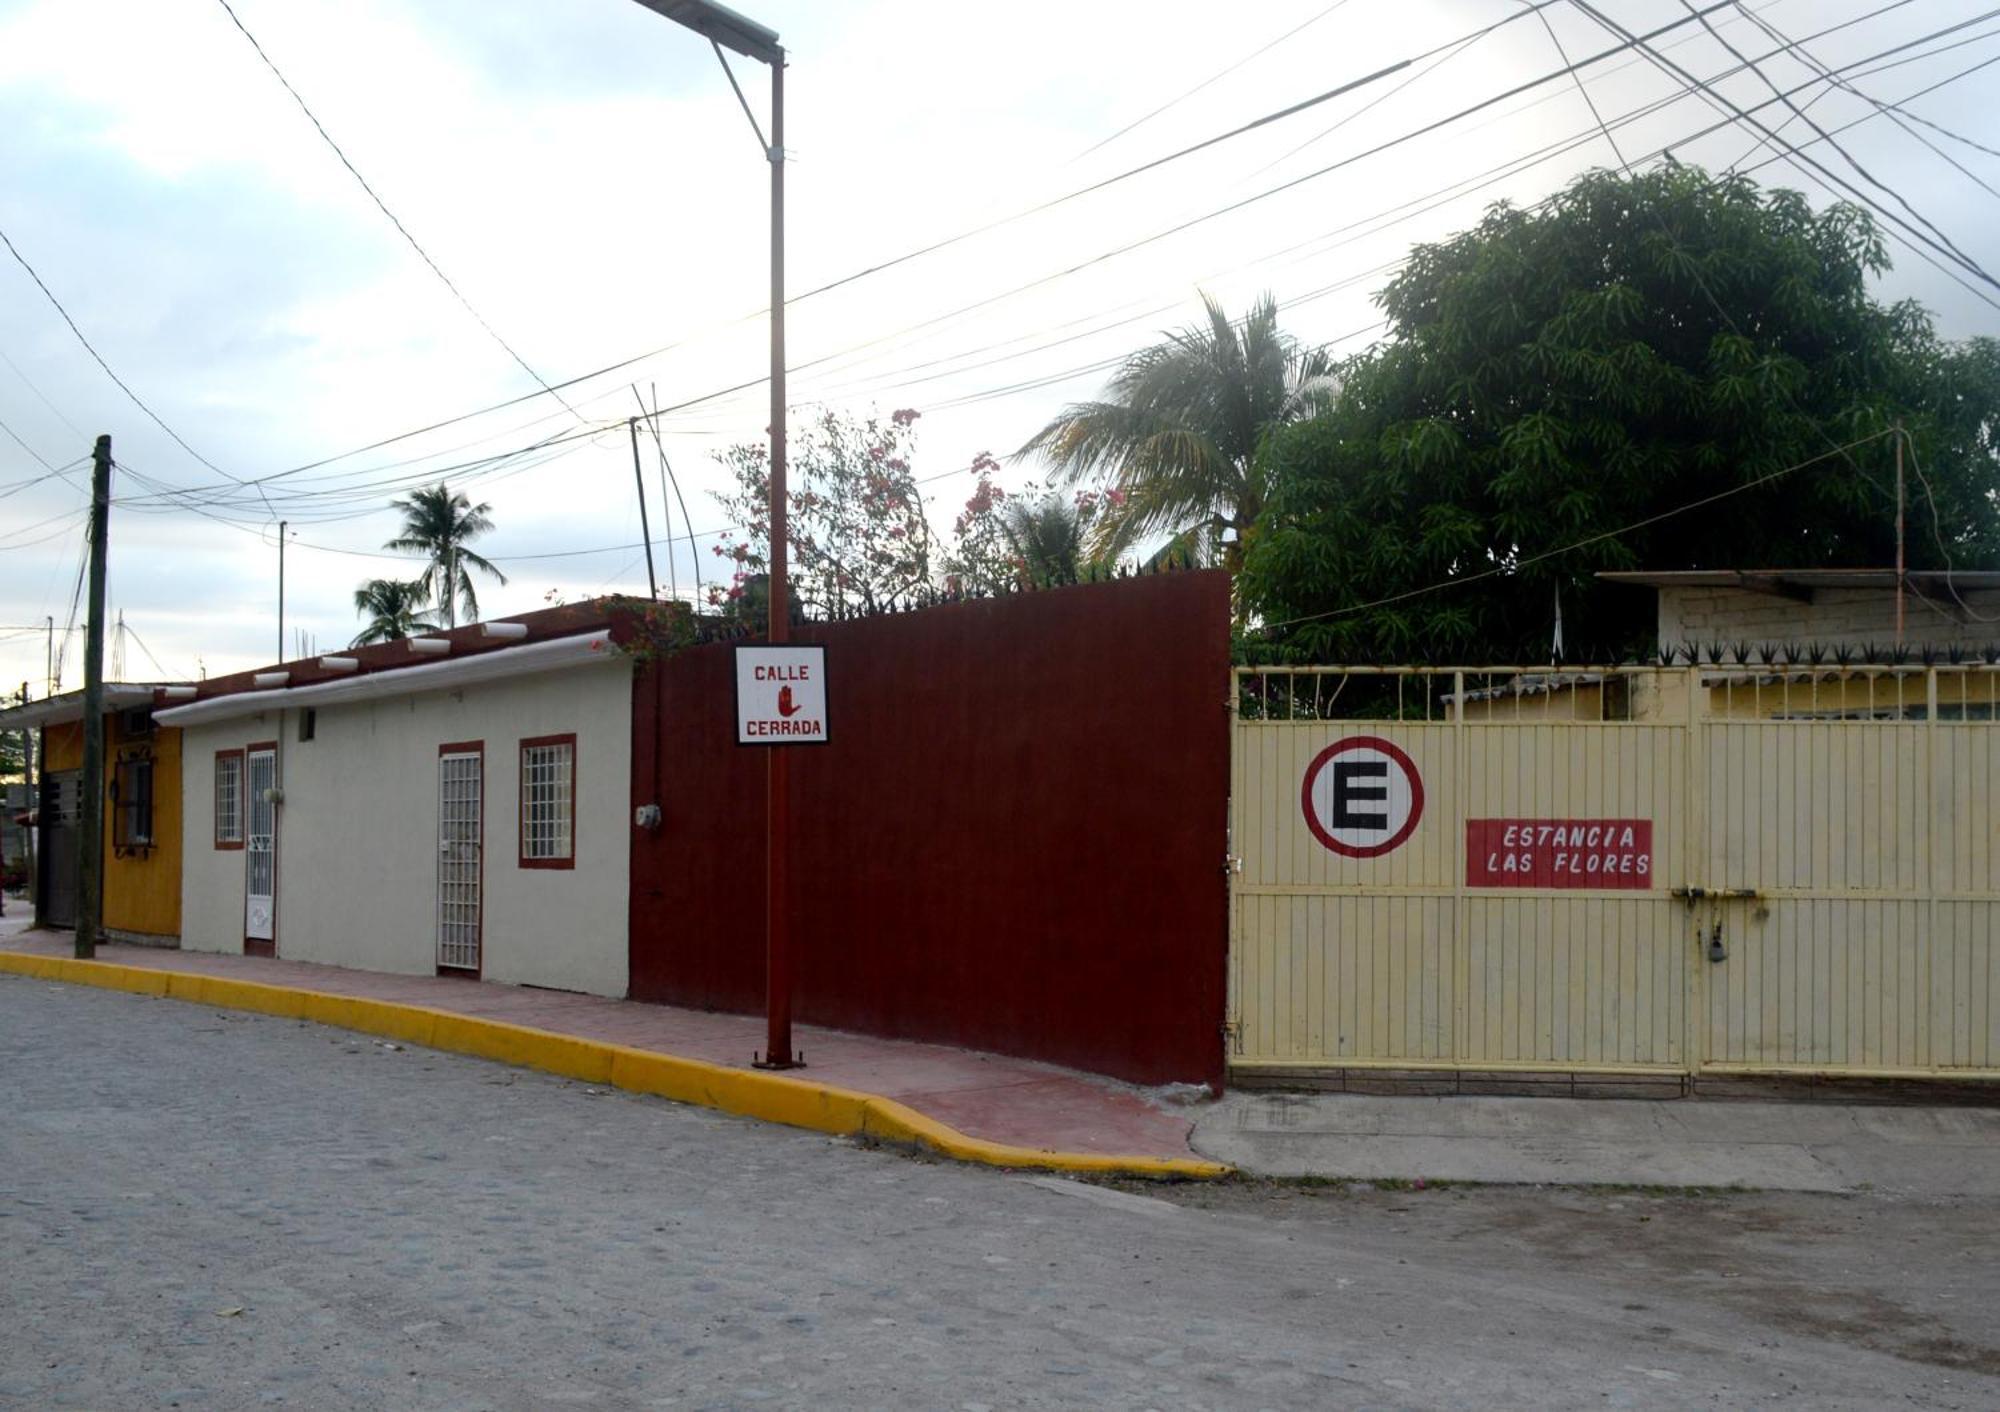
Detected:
left=1465, top=818, right=1653, bottom=889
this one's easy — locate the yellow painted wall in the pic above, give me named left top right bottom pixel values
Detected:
left=40, top=714, right=182, bottom=939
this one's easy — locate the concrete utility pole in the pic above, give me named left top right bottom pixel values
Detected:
left=76, top=434, right=111, bottom=959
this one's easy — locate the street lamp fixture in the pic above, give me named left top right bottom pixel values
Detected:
left=630, top=0, right=782, bottom=65
left=626, top=0, right=802, bottom=1071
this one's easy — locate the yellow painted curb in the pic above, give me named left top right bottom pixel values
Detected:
left=0, top=953, right=1230, bottom=1180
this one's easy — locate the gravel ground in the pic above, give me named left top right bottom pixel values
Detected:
left=3, top=974, right=1996, bottom=1410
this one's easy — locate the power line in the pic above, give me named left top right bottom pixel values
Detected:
left=119, top=619, right=178, bottom=680
left=126, top=8, right=1982, bottom=536
left=0, top=345, right=87, bottom=441
left=0, top=412, right=55, bottom=472
left=42, top=3, right=1984, bottom=552
left=0, top=224, right=264, bottom=497
left=1564, top=0, right=2000, bottom=301
left=211, top=0, right=582, bottom=421
left=1262, top=431, right=1899, bottom=631
left=115, top=0, right=1618, bottom=505
left=1672, top=0, right=1999, bottom=285
left=1071, top=0, right=1359, bottom=162
left=1736, top=7, right=2000, bottom=205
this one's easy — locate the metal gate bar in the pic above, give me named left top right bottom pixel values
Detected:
left=1228, top=665, right=2000, bottom=1080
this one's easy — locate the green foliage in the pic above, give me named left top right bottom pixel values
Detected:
left=602, top=597, right=700, bottom=664
left=1240, top=167, right=2000, bottom=662
left=384, top=482, right=507, bottom=629
left=942, top=464, right=1112, bottom=592
left=1017, top=291, right=1333, bottom=576
left=349, top=578, right=439, bottom=647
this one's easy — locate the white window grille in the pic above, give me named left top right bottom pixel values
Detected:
left=520, top=738, right=574, bottom=865
left=215, top=753, right=243, bottom=845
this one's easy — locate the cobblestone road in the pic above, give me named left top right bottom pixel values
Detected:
left=3, top=976, right=1995, bottom=1409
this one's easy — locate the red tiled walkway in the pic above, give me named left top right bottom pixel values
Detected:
left=0, top=925, right=1206, bottom=1162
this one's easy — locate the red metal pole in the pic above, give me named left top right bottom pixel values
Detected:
left=762, top=54, right=797, bottom=1068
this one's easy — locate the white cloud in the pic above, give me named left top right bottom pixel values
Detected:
left=1, top=0, right=1993, bottom=691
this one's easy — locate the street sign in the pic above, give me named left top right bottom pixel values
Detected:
left=735, top=644, right=829, bottom=745
left=1301, top=735, right=1424, bottom=858
left=1466, top=818, right=1653, bottom=889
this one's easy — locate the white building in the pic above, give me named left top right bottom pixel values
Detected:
left=1598, top=568, right=2000, bottom=654
left=156, top=610, right=632, bottom=996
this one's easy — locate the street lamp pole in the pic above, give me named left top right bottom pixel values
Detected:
left=628, top=0, right=799, bottom=1067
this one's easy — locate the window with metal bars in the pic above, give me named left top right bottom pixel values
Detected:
left=518, top=734, right=575, bottom=868
left=214, top=750, right=244, bottom=848
left=113, top=756, right=154, bottom=850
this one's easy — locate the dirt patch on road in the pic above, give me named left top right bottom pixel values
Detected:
left=1105, top=1177, right=2000, bottom=1380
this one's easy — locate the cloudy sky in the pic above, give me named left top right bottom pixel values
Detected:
left=2, top=0, right=1995, bottom=691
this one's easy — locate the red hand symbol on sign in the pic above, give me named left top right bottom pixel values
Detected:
left=777, top=685, right=801, bottom=717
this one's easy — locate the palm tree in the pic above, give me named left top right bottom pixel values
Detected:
left=1015, top=292, right=1333, bottom=575
left=350, top=578, right=440, bottom=647
left=999, top=496, right=1089, bottom=587
left=384, top=482, right=507, bottom=628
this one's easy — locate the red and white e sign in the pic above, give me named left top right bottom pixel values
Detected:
left=735, top=645, right=830, bottom=745
left=1301, top=735, right=1424, bottom=858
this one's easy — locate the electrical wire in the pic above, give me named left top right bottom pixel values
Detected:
left=1071, top=0, right=1360, bottom=162
left=1564, top=0, right=2000, bottom=301
left=1904, top=430, right=2000, bottom=624
left=102, top=0, right=1643, bottom=505
left=119, top=619, right=178, bottom=680
left=113, top=13, right=1988, bottom=545
left=1260, top=431, right=1900, bottom=631
left=1736, top=7, right=2000, bottom=204
left=1672, top=0, right=1999, bottom=284
left=0, top=223, right=270, bottom=507
left=27, top=2, right=1983, bottom=562
left=212, top=0, right=582, bottom=422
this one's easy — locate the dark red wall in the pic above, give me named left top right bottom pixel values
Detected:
left=628, top=570, right=1231, bottom=1088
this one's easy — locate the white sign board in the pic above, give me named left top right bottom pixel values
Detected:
left=1301, top=735, right=1424, bottom=858
left=734, top=644, right=830, bottom=746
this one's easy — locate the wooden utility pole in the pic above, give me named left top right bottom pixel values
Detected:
left=76, top=434, right=111, bottom=959
left=15, top=683, right=32, bottom=910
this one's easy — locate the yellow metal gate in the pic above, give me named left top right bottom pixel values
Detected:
left=1229, top=666, right=2000, bottom=1080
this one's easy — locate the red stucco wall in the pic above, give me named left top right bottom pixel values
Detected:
left=628, top=570, right=1231, bottom=1088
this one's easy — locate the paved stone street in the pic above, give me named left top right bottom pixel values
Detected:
left=4, top=976, right=1996, bottom=1410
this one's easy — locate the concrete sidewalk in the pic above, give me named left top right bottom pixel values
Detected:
left=0, top=920, right=1208, bottom=1167
left=1196, top=1089, right=2000, bottom=1195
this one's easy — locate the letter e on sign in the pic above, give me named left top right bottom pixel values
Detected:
left=1301, top=736, right=1424, bottom=858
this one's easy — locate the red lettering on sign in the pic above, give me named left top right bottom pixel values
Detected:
left=1466, top=819, right=1653, bottom=889
left=747, top=717, right=824, bottom=737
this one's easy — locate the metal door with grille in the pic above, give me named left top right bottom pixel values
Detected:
left=437, top=749, right=483, bottom=972
left=245, top=748, right=277, bottom=945
left=38, top=770, right=79, bottom=929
